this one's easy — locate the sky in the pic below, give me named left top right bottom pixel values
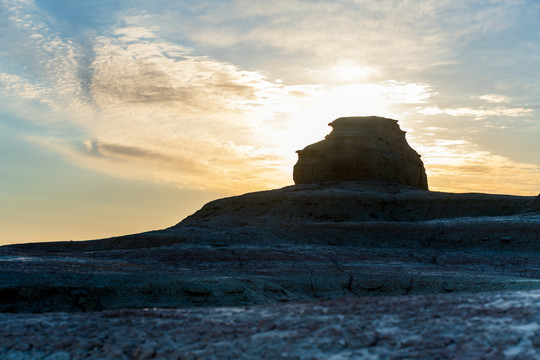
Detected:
left=1, top=0, right=540, bottom=245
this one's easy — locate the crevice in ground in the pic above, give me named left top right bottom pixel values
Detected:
left=230, top=249, right=244, bottom=270
left=347, top=273, right=361, bottom=297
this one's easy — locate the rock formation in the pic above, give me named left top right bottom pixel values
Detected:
left=177, top=183, right=533, bottom=227
left=3, top=115, right=540, bottom=359
left=293, top=116, right=428, bottom=190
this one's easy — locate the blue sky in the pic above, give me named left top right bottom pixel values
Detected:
left=1, top=0, right=539, bottom=244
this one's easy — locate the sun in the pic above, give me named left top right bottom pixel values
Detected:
left=330, top=64, right=378, bottom=82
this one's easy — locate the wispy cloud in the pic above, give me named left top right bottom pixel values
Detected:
left=418, top=139, right=540, bottom=195
left=0, top=73, right=49, bottom=100
left=0, top=0, right=88, bottom=122
left=144, top=0, right=525, bottom=76
left=0, top=2, right=320, bottom=192
left=477, top=94, right=510, bottom=103
left=2, top=1, right=449, bottom=193
left=2, top=0, right=539, bottom=197
left=417, top=105, right=532, bottom=119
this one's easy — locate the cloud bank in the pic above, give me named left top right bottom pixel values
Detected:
left=1, top=0, right=539, bottom=195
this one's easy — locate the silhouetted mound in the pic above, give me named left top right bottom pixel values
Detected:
left=177, top=182, right=532, bottom=227
left=293, top=116, right=428, bottom=189
left=532, top=194, right=540, bottom=211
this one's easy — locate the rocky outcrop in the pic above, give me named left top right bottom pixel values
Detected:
left=293, top=116, right=428, bottom=189
left=3, top=222, right=540, bottom=313
left=177, top=182, right=533, bottom=227
left=532, top=194, right=540, bottom=211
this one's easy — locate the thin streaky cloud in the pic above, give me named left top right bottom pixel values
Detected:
left=1, top=0, right=539, bottom=196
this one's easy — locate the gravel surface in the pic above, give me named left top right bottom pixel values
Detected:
left=3, top=290, right=540, bottom=359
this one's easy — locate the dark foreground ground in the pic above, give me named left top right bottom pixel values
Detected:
left=2, top=183, right=540, bottom=358
left=3, top=290, right=540, bottom=359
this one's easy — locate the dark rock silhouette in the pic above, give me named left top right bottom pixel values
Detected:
left=293, top=116, right=428, bottom=190
left=532, top=194, right=540, bottom=211
left=177, top=182, right=532, bottom=227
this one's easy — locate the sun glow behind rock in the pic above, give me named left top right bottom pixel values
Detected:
left=247, top=80, right=435, bottom=179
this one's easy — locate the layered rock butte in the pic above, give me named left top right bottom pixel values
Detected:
left=293, top=116, right=428, bottom=190
left=2, top=116, right=540, bottom=359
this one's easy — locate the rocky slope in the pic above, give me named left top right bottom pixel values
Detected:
left=177, top=181, right=534, bottom=226
left=2, top=182, right=540, bottom=314
left=2, top=183, right=540, bottom=359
